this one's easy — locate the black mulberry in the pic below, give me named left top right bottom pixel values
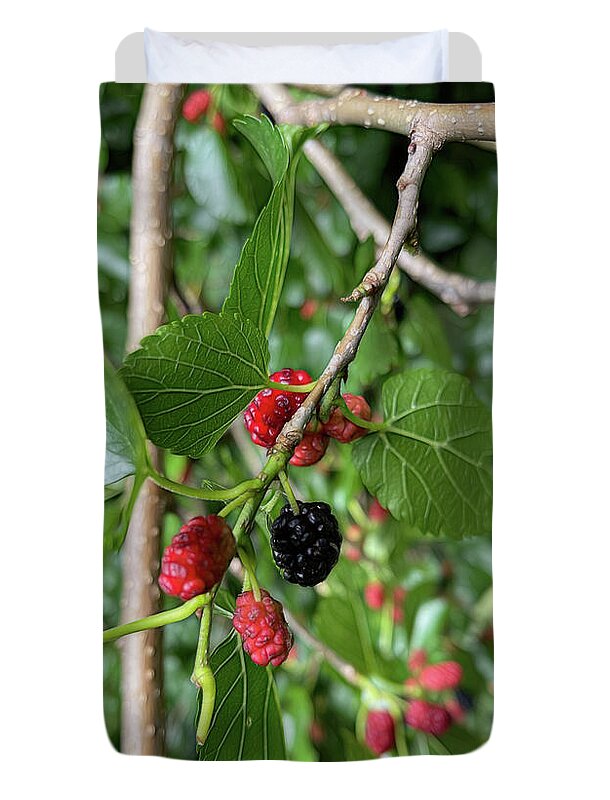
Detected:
left=270, top=501, right=341, bottom=586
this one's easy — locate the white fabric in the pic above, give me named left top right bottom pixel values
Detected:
left=144, top=30, right=449, bottom=84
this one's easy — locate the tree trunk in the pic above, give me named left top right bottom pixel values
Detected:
left=120, top=83, right=183, bottom=756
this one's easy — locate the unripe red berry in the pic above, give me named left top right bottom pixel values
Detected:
left=364, top=709, right=396, bottom=755
left=419, top=661, right=463, bottom=692
left=393, top=587, right=407, bottom=604
left=405, top=699, right=452, bottom=736
left=232, top=589, right=293, bottom=667
left=364, top=582, right=385, bottom=610
left=299, top=299, right=318, bottom=320
left=182, top=89, right=212, bottom=122
left=392, top=587, right=407, bottom=622
left=346, top=524, right=362, bottom=542
left=369, top=498, right=389, bottom=522
left=212, top=110, right=227, bottom=135
left=310, top=720, right=325, bottom=744
left=244, top=368, right=312, bottom=448
left=444, top=697, right=466, bottom=724
left=158, top=515, right=235, bottom=600
left=289, top=431, right=329, bottom=466
left=323, top=394, right=372, bottom=443
left=408, top=648, right=428, bottom=675
left=344, top=545, right=361, bottom=561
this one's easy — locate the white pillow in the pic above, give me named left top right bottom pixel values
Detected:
left=144, top=30, right=448, bottom=84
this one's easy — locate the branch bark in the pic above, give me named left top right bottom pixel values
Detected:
left=253, top=84, right=494, bottom=315
left=276, top=86, right=495, bottom=142
left=120, top=83, right=183, bottom=756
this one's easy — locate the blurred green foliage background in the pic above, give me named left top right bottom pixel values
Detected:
left=101, top=82, right=495, bottom=759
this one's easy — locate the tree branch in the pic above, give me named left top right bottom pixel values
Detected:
left=120, top=83, right=183, bottom=756
left=253, top=84, right=494, bottom=316
left=342, top=131, right=436, bottom=302
left=252, top=118, right=436, bottom=454
left=289, top=83, right=347, bottom=96
left=275, top=86, right=495, bottom=142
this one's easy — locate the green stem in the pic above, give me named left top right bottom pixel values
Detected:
left=370, top=676, right=411, bottom=697
left=267, top=380, right=317, bottom=393
left=260, top=489, right=283, bottom=515
left=239, top=545, right=261, bottom=600
left=379, top=597, right=395, bottom=657
left=217, top=491, right=252, bottom=518
left=347, top=498, right=370, bottom=529
left=148, top=462, right=262, bottom=502
left=335, top=397, right=385, bottom=432
left=318, top=373, right=344, bottom=423
left=195, top=666, right=216, bottom=746
left=394, top=713, right=410, bottom=757
left=279, top=470, right=300, bottom=514
left=103, top=593, right=209, bottom=643
left=231, top=497, right=265, bottom=601
left=191, top=597, right=216, bottom=747
left=192, top=598, right=214, bottom=686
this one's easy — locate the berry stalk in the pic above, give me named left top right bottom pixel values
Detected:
left=147, top=461, right=263, bottom=502
left=267, top=379, right=317, bottom=393
left=333, top=397, right=385, bottom=433
left=103, top=592, right=210, bottom=643
left=191, top=598, right=216, bottom=746
left=278, top=470, right=300, bottom=514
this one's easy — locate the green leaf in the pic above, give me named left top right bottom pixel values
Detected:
left=222, top=116, right=317, bottom=337
left=347, top=314, right=400, bottom=388
left=352, top=369, right=492, bottom=537
left=121, top=313, right=269, bottom=458
left=104, top=357, right=147, bottom=485
left=104, top=359, right=148, bottom=551
left=103, top=474, right=145, bottom=552
left=409, top=598, right=450, bottom=651
left=354, top=235, right=376, bottom=276
left=282, top=684, right=318, bottom=761
left=179, top=126, right=250, bottom=224
left=429, top=725, right=487, bottom=755
left=314, top=593, right=380, bottom=677
left=198, top=632, right=286, bottom=760
left=399, top=294, right=453, bottom=370
left=233, top=114, right=289, bottom=184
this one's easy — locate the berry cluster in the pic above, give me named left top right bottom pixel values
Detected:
left=270, top=501, right=341, bottom=586
left=158, top=515, right=235, bottom=600
left=181, top=88, right=226, bottom=134
left=244, top=367, right=372, bottom=470
left=323, top=393, right=372, bottom=444
left=403, top=648, right=467, bottom=735
left=362, top=648, right=468, bottom=756
left=232, top=589, right=293, bottom=667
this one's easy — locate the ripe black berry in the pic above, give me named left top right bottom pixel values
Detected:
left=270, top=501, right=341, bottom=586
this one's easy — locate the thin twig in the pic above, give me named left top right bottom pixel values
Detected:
left=252, top=84, right=494, bottom=315
left=342, top=131, right=436, bottom=303
left=283, top=610, right=361, bottom=688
